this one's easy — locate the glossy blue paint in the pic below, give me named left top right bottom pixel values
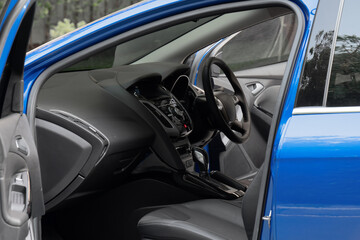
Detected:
left=272, top=113, right=360, bottom=239
left=0, top=0, right=32, bottom=80
left=0, top=0, right=18, bottom=31
left=23, top=0, right=239, bottom=112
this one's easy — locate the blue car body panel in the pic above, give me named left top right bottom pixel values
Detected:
left=270, top=113, right=360, bottom=239
left=0, top=0, right=19, bottom=30
left=0, top=0, right=32, bottom=80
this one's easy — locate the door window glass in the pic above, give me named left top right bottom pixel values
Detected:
left=327, top=0, right=360, bottom=107
left=295, top=0, right=341, bottom=107
left=219, top=13, right=296, bottom=73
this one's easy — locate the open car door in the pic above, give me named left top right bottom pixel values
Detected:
left=0, top=0, right=44, bottom=239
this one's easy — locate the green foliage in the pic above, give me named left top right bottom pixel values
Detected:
left=92, top=0, right=104, bottom=8
left=333, top=35, right=360, bottom=76
left=0, top=0, right=6, bottom=11
left=50, top=18, right=86, bottom=39
left=29, top=0, right=143, bottom=48
left=37, top=0, right=56, bottom=19
left=77, top=20, right=86, bottom=28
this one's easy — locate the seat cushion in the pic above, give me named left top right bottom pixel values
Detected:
left=138, top=199, right=247, bottom=240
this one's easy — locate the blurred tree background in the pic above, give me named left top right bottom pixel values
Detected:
left=28, top=0, right=142, bottom=50
left=0, top=0, right=5, bottom=10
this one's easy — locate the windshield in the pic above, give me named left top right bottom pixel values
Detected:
left=62, top=16, right=218, bottom=72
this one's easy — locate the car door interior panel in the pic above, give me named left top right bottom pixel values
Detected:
left=0, top=1, right=45, bottom=239
left=0, top=114, right=44, bottom=239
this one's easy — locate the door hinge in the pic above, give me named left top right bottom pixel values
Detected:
left=262, top=210, right=272, bottom=229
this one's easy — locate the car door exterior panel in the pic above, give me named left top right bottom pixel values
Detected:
left=269, top=113, right=360, bottom=239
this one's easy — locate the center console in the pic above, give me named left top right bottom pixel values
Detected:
left=130, top=81, right=246, bottom=199
left=129, top=82, right=195, bottom=171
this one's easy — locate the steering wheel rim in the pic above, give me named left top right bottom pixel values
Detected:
left=202, top=57, right=251, bottom=143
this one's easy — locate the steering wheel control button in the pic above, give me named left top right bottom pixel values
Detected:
left=233, top=96, right=239, bottom=104
left=215, top=98, right=224, bottom=110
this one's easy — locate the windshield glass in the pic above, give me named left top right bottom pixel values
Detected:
left=63, top=16, right=217, bottom=72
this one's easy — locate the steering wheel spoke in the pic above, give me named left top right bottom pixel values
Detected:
left=230, top=120, right=243, bottom=132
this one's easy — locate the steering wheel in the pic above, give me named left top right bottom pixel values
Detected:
left=202, top=57, right=251, bottom=143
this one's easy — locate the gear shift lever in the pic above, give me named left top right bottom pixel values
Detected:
left=192, top=147, right=209, bottom=178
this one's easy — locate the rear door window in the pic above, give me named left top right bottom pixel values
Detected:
left=296, top=0, right=360, bottom=108
left=326, top=0, right=360, bottom=107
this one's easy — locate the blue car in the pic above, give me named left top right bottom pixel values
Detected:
left=0, top=0, right=359, bottom=239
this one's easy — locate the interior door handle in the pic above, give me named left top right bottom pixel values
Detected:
left=247, top=83, right=264, bottom=95
left=15, top=136, right=29, bottom=155
left=10, top=171, right=30, bottom=214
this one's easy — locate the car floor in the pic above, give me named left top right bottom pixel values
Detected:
left=42, top=176, right=201, bottom=240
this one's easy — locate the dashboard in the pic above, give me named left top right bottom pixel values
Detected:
left=36, top=62, right=206, bottom=209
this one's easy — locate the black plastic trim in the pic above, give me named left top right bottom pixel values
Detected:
left=36, top=108, right=109, bottom=176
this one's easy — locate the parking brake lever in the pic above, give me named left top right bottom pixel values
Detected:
left=210, top=171, right=247, bottom=192
left=192, top=147, right=209, bottom=178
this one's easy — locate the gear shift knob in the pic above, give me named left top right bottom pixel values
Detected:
left=192, top=147, right=209, bottom=178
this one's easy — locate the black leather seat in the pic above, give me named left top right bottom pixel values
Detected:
left=138, top=167, right=263, bottom=240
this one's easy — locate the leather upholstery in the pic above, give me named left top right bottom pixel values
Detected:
left=138, top=199, right=247, bottom=240
left=138, top=167, right=263, bottom=240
